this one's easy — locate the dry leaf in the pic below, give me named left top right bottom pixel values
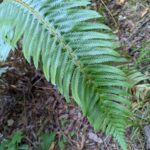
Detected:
left=49, top=142, right=56, bottom=150
left=116, top=0, right=125, bottom=5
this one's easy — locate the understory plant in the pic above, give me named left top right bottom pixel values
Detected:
left=0, top=0, right=131, bottom=149
left=0, top=130, right=29, bottom=150
left=135, top=40, right=150, bottom=72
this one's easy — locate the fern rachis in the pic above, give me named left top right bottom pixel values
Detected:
left=0, top=0, right=130, bottom=149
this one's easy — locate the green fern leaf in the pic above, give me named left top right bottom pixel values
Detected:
left=0, top=33, right=12, bottom=61
left=0, top=1, right=131, bottom=149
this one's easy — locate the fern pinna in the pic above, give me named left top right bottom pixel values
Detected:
left=0, top=0, right=130, bottom=149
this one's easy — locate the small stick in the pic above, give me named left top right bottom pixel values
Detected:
left=144, top=125, right=150, bottom=150
left=100, top=0, right=119, bottom=29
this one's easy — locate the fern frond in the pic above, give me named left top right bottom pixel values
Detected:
left=0, top=34, right=12, bottom=61
left=122, top=65, right=150, bottom=102
left=0, top=1, right=130, bottom=149
left=123, top=66, right=149, bottom=87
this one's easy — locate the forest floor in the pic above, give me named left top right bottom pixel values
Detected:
left=0, top=0, right=150, bottom=150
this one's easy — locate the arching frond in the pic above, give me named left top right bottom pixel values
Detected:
left=0, top=1, right=130, bottom=149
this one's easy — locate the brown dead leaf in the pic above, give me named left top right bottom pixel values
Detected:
left=48, top=142, right=56, bottom=150
left=88, top=132, right=103, bottom=144
left=140, top=8, right=149, bottom=17
left=116, top=0, right=125, bottom=6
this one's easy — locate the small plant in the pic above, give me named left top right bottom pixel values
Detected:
left=58, top=135, right=67, bottom=150
left=135, top=40, right=150, bottom=72
left=39, top=132, right=69, bottom=150
left=39, top=132, right=56, bottom=150
left=0, top=130, right=29, bottom=150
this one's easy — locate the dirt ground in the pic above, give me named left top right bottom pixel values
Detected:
left=0, top=1, right=150, bottom=150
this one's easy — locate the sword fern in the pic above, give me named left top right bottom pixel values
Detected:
left=0, top=0, right=130, bottom=149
